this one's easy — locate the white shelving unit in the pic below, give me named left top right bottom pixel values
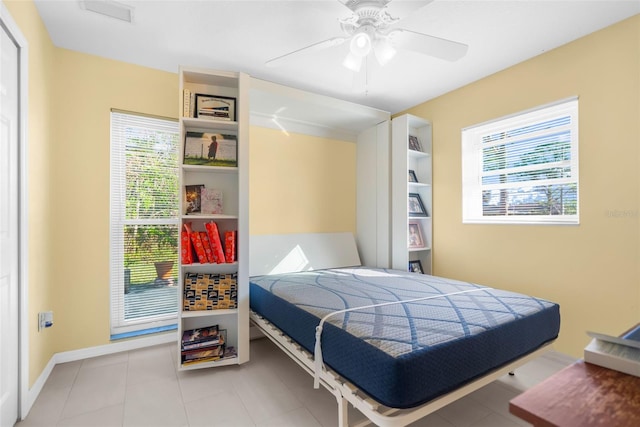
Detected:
left=177, top=67, right=249, bottom=370
left=391, top=114, right=433, bottom=274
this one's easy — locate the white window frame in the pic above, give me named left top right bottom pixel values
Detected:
left=462, top=98, right=579, bottom=225
left=110, top=110, right=179, bottom=337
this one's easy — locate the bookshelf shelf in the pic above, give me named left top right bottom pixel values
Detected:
left=182, top=214, right=239, bottom=220
left=181, top=309, right=238, bottom=318
left=181, top=262, right=239, bottom=274
left=408, top=182, right=431, bottom=190
left=179, top=356, right=239, bottom=370
left=181, top=164, right=239, bottom=174
left=181, top=117, right=238, bottom=132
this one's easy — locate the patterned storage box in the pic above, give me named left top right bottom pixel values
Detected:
left=183, top=273, right=238, bottom=311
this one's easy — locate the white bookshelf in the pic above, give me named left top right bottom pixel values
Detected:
left=391, top=114, right=433, bottom=274
left=177, top=66, right=249, bottom=370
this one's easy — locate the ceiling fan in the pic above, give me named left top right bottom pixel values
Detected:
left=265, top=0, right=468, bottom=72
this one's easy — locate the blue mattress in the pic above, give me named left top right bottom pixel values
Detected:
left=250, top=267, right=560, bottom=409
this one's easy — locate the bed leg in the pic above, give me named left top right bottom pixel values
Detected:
left=337, top=396, right=349, bottom=427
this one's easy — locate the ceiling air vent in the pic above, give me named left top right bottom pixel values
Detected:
left=79, top=0, right=134, bottom=23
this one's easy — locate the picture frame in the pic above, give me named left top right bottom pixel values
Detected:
left=408, top=193, right=428, bottom=217
left=200, top=188, right=223, bottom=214
left=408, top=221, right=426, bottom=249
left=195, top=94, right=236, bottom=121
left=185, top=184, right=204, bottom=214
left=183, top=131, right=237, bottom=167
left=408, top=170, right=418, bottom=183
left=409, top=260, right=424, bottom=274
left=408, top=135, right=422, bottom=152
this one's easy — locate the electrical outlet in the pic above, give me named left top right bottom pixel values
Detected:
left=38, top=311, right=53, bottom=330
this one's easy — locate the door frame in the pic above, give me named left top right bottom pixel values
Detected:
left=1, top=1, right=29, bottom=421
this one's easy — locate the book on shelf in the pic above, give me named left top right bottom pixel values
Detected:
left=201, top=188, right=223, bottom=215
left=181, top=324, right=220, bottom=347
left=205, top=221, right=226, bottom=263
left=183, top=89, right=191, bottom=118
left=181, top=329, right=228, bottom=364
left=199, top=231, right=215, bottom=263
left=224, top=230, right=236, bottom=263
left=223, top=346, right=237, bottom=359
left=184, top=222, right=207, bottom=264
left=584, top=324, right=640, bottom=378
left=181, top=222, right=233, bottom=265
left=182, top=339, right=225, bottom=352
left=181, top=345, right=225, bottom=364
left=180, top=230, right=193, bottom=265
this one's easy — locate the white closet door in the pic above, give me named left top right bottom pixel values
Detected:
left=0, top=9, right=20, bottom=426
left=356, top=121, right=390, bottom=268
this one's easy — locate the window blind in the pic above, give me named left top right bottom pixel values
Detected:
left=462, top=98, right=579, bottom=224
left=110, top=110, right=180, bottom=336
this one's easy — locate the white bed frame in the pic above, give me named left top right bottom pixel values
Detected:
left=249, top=232, right=554, bottom=427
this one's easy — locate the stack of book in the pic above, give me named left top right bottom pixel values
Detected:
left=584, top=323, right=640, bottom=377
left=181, top=325, right=226, bottom=365
left=181, top=221, right=237, bottom=265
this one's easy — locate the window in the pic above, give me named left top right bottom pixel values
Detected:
left=462, top=98, right=579, bottom=225
left=110, top=110, right=179, bottom=337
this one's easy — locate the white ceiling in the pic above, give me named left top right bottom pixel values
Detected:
left=34, top=0, right=639, bottom=114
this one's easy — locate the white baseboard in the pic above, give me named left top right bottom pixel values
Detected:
left=25, top=356, right=56, bottom=418
left=24, top=332, right=177, bottom=418
left=54, top=331, right=177, bottom=364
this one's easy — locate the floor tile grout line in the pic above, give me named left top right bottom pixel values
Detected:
left=55, top=359, right=84, bottom=426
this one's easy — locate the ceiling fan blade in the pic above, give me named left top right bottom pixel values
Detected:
left=389, top=29, right=468, bottom=62
left=383, top=0, right=434, bottom=21
left=265, top=37, right=347, bottom=68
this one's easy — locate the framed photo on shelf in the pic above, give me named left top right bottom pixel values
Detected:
left=408, top=170, right=418, bottom=183
left=201, top=188, right=223, bottom=214
left=195, top=94, right=236, bottom=121
left=408, top=193, right=428, bottom=217
left=408, top=221, right=425, bottom=249
left=409, top=260, right=424, bottom=274
left=184, top=131, right=238, bottom=167
left=408, top=135, right=422, bottom=152
left=185, top=184, right=204, bottom=214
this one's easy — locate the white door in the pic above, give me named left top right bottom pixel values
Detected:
left=356, top=121, right=391, bottom=268
left=0, top=10, right=20, bottom=427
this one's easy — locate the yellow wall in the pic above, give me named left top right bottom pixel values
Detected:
left=403, top=15, right=640, bottom=357
left=49, top=49, right=178, bottom=354
left=249, top=126, right=356, bottom=235
left=4, top=0, right=56, bottom=389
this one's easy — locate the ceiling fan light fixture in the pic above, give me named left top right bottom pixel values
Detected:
left=350, top=32, right=372, bottom=57
left=373, top=38, right=396, bottom=66
left=343, top=51, right=363, bottom=72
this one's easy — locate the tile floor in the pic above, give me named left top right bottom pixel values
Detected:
left=17, top=338, right=574, bottom=427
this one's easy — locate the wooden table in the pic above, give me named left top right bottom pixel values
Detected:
left=509, top=360, right=640, bottom=427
